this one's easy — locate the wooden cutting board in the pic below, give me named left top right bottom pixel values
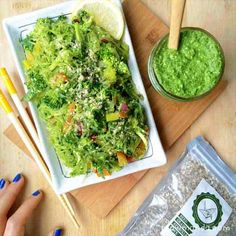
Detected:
left=4, top=0, right=227, bottom=218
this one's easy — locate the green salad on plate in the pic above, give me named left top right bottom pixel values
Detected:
left=21, top=11, right=149, bottom=177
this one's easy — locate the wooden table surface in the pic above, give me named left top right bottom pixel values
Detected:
left=0, top=0, right=235, bottom=235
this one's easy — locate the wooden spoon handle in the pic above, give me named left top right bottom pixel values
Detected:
left=168, top=0, right=186, bottom=49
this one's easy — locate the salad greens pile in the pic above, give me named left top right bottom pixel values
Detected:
left=21, top=11, right=149, bottom=177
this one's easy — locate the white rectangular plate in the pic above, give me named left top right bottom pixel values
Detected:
left=3, top=0, right=166, bottom=194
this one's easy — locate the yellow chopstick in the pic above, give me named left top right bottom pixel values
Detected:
left=0, top=68, right=78, bottom=222
left=0, top=89, right=13, bottom=114
left=0, top=67, right=40, bottom=151
left=0, top=89, right=80, bottom=229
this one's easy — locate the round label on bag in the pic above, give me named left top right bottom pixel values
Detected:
left=192, top=192, right=223, bottom=229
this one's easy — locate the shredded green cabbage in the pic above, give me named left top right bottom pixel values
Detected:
left=21, top=11, right=149, bottom=177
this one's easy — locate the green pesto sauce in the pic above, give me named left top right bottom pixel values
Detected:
left=153, top=29, right=224, bottom=98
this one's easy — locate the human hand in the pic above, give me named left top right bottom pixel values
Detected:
left=0, top=174, right=62, bottom=236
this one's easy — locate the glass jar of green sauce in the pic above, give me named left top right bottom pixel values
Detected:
left=148, top=27, right=225, bottom=102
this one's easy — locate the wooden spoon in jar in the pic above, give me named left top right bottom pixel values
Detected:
left=168, top=0, right=186, bottom=50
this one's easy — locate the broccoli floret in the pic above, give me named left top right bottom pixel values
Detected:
left=21, top=35, right=35, bottom=51
left=78, top=10, right=92, bottom=24
left=117, top=62, right=130, bottom=77
left=102, top=65, right=116, bottom=84
left=42, top=89, right=67, bottom=109
left=72, top=10, right=93, bottom=31
left=98, top=43, right=119, bottom=60
left=24, top=71, right=47, bottom=101
left=98, top=43, right=132, bottom=84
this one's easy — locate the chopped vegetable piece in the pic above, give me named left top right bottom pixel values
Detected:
left=117, top=152, right=128, bottom=166
left=121, top=103, right=128, bottom=112
left=106, top=112, right=128, bottom=121
left=119, top=111, right=127, bottom=118
left=68, top=103, right=76, bottom=114
left=102, top=169, right=111, bottom=176
left=94, top=168, right=111, bottom=177
left=22, top=60, right=31, bottom=70
left=127, top=156, right=136, bottom=163
left=33, top=42, right=41, bottom=54
left=106, top=112, right=120, bottom=122
left=63, top=116, right=73, bottom=132
left=133, top=141, right=146, bottom=158
left=51, top=73, right=68, bottom=87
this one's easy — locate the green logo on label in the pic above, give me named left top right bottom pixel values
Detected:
left=192, top=192, right=223, bottom=229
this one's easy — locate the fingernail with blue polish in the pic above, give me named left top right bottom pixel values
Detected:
left=0, top=178, right=5, bottom=189
left=54, top=229, right=62, bottom=236
left=32, top=190, right=41, bottom=196
left=12, top=173, right=21, bottom=183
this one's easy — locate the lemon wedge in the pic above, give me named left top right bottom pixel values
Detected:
left=71, top=0, right=124, bottom=40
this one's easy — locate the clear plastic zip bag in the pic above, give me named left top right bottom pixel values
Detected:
left=118, top=136, right=236, bottom=236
